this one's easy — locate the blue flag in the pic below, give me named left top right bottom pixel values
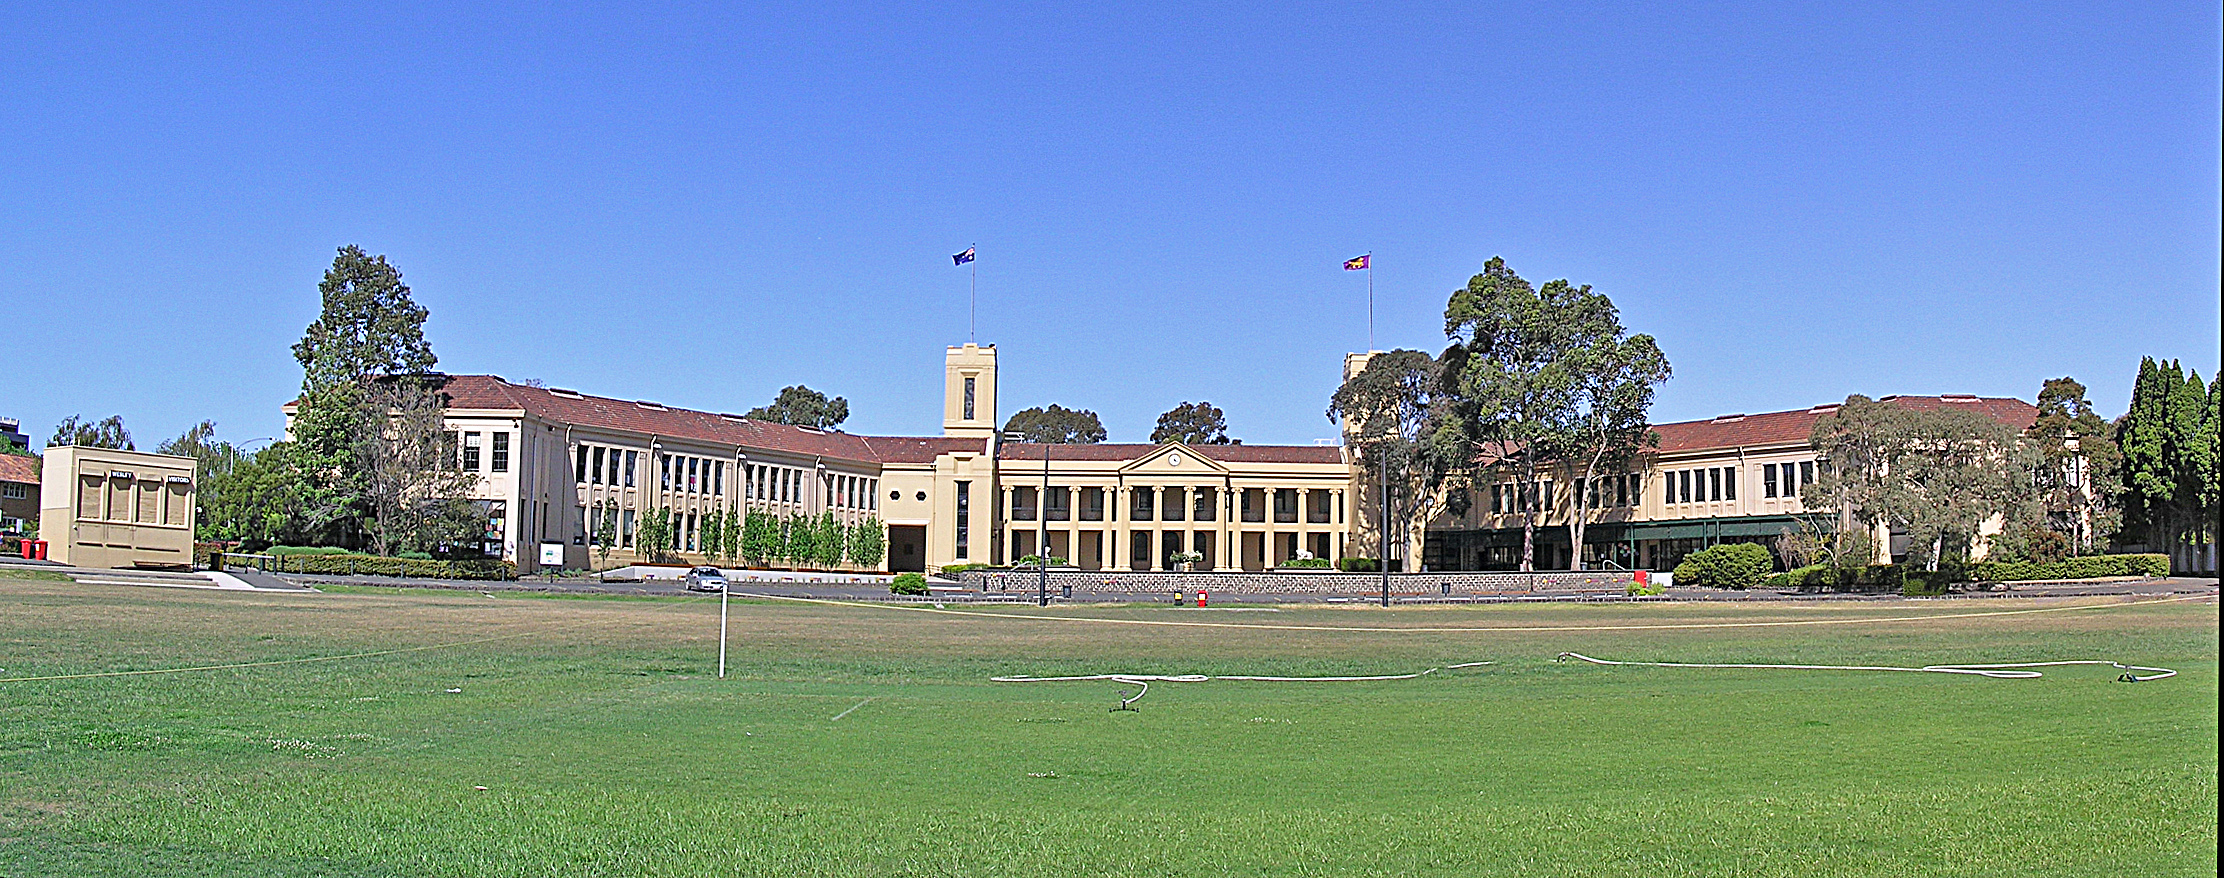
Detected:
left=952, top=247, right=976, bottom=266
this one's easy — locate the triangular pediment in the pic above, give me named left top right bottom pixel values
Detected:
left=1118, top=442, right=1228, bottom=475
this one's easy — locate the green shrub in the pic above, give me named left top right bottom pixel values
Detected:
left=1758, top=563, right=1829, bottom=591
left=1626, top=578, right=1664, bottom=596
left=1965, top=554, right=2170, bottom=582
left=1669, top=543, right=1774, bottom=590
left=1280, top=558, right=1332, bottom=569
left=937, top=563, right=991, bottom=575
left=397, top=551, right=433, bottom=560
left=1339, top=557, right=1379, bottom=572
left=890, top=572, right=929, bottom=595
left=270, top=552, right=515, bottom=580
left=267, top=545, right=352, bottom=556
left=1901, top=575, right=1948, bottom=597
left=1013, top=555, right=1069, bottom=568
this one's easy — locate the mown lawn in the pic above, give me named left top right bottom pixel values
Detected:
left=0, top=571, right=2214, bottom=877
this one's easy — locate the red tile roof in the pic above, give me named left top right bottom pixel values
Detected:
left=0, top=453, right=35, bottom=485
left=859, top=435, right=990, bottom=464
left=432, top=375, right=973, bottom=465
left=997, top=442, right=1347, bottom=465
left=1649, top=396, right=2037, bottom=455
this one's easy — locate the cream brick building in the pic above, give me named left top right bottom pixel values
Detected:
left=1420, top=395, right=2039, bottom=571
left=282, top=343, right=2038, bottom=575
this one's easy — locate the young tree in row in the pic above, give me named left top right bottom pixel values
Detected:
left=1440, top=258, right=1668, bottom=571
left=746, top=386, right=849, bottom=430
left=1151, top=402, right=1235, bottom=445
left=848, top=516, right=885, bottom=568
left=1002, top=405, right=1107, bottom=444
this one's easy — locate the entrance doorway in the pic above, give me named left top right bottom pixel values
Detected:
left=888, top=525, right=926, bottom=572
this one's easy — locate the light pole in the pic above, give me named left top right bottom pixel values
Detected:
left=1004, top=431, right=1052, bottom=607
left=1379, top=447, right=1390, bottom=608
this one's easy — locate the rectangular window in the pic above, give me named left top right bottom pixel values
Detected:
left=1193, top=487, right=1215, bottom=522
left=576, top=446, right=589, bottom=483
left=589, top=446, right=603, bottom=484
left=660, top=455, right=671, bottom=490
left=625, top=451, right=637, bottom=487
left=1663, top=473, right=1673, bottom=506
left=1132, top=488, right=1155, bottom=521
left=714, top=461, right=724, bottom=497
left=490, top=432, right=509, bottom=473
left=607, top=450, right=619, bottom=486
left=1763, top=464, right=1779, bottom=498
left=621, top=509, right=635, bottom=548
left=1491, top=484, right=1504, bottom=515
left=955, top=480, right=970, bottom=559
left=1541, top=481, right=1554, bottom=512
left=2, top=483, right=23, bottom=500
left=1799, top=460, right=1815, bottom=487
left=687, top=458, right=699, bottom=493
left=1615, top=474, right=1629, bottom=507
left=1678, top=470, right=1692, bottom=504
left=1708, top=467, right=1720, bottom=502
left=963, top=376, right=976, bottom=420
left=1723, top=466, right=1736, bottom=500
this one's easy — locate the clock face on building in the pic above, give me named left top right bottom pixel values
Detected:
left=1167, top=452, right=1182, bottom=467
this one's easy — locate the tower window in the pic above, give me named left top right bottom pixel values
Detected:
left=964, top=376, right=976, bottom=420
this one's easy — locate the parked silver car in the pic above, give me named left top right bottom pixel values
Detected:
left=683, top=566, right=728, bottom=592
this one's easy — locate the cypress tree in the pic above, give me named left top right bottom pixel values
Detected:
left=2118, top=358, right=2174, bottom=551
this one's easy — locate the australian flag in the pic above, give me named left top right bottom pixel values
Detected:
left=952, top=247, right=976, bottom=266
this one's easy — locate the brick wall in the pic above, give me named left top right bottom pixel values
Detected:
left=952, top=569, right=1637, bottom=596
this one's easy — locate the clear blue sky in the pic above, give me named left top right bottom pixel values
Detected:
left=4, top=3, right=2217, bottom=449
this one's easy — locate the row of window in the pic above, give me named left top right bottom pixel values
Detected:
left=450, top=431, right=511, bottom=473
left=577, top=444, right=637, bottom=487
left=1008, top=486, right=1339, bottom=525
left=2, top=483, right=25, bottom=500
left=1665, top=467, right=1736, bottom=505
left=1763, top=461, right=1814, bottom=498
left=569, top=443, right=882, bottom=519
left=75, top=473, right=190, bottom=527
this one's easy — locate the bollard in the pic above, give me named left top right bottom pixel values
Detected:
left=1196, top=590, right=1208, bottom=608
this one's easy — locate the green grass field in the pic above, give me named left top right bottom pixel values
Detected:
left=0, top=570, right=2214, bottom=877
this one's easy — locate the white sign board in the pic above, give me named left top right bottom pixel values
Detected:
left=539, top=542, right=565, bottom=567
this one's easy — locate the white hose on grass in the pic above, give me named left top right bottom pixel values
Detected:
left=1555, top=652, right=2176, bottom=682
left=993, top=660, right=1496, bottom=708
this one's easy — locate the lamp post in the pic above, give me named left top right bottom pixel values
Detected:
left=1379, top=447, right=1390, bottom=608
left=1004, top=431, right=1052, bottom=607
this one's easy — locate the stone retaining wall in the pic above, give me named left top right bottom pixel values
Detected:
left=953, top=569, right=1639, bottom=596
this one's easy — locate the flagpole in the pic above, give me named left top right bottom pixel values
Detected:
left=970, top=243, right=978, bottom=343
left=1367, top=253, right=1375, bottom=352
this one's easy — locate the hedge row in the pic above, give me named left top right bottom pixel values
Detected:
left=1758, top=553, right=2170, bottom=592
left=1965, top=554, right=2169, bottom=582
left=223, top=552, right=516, bottom=581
